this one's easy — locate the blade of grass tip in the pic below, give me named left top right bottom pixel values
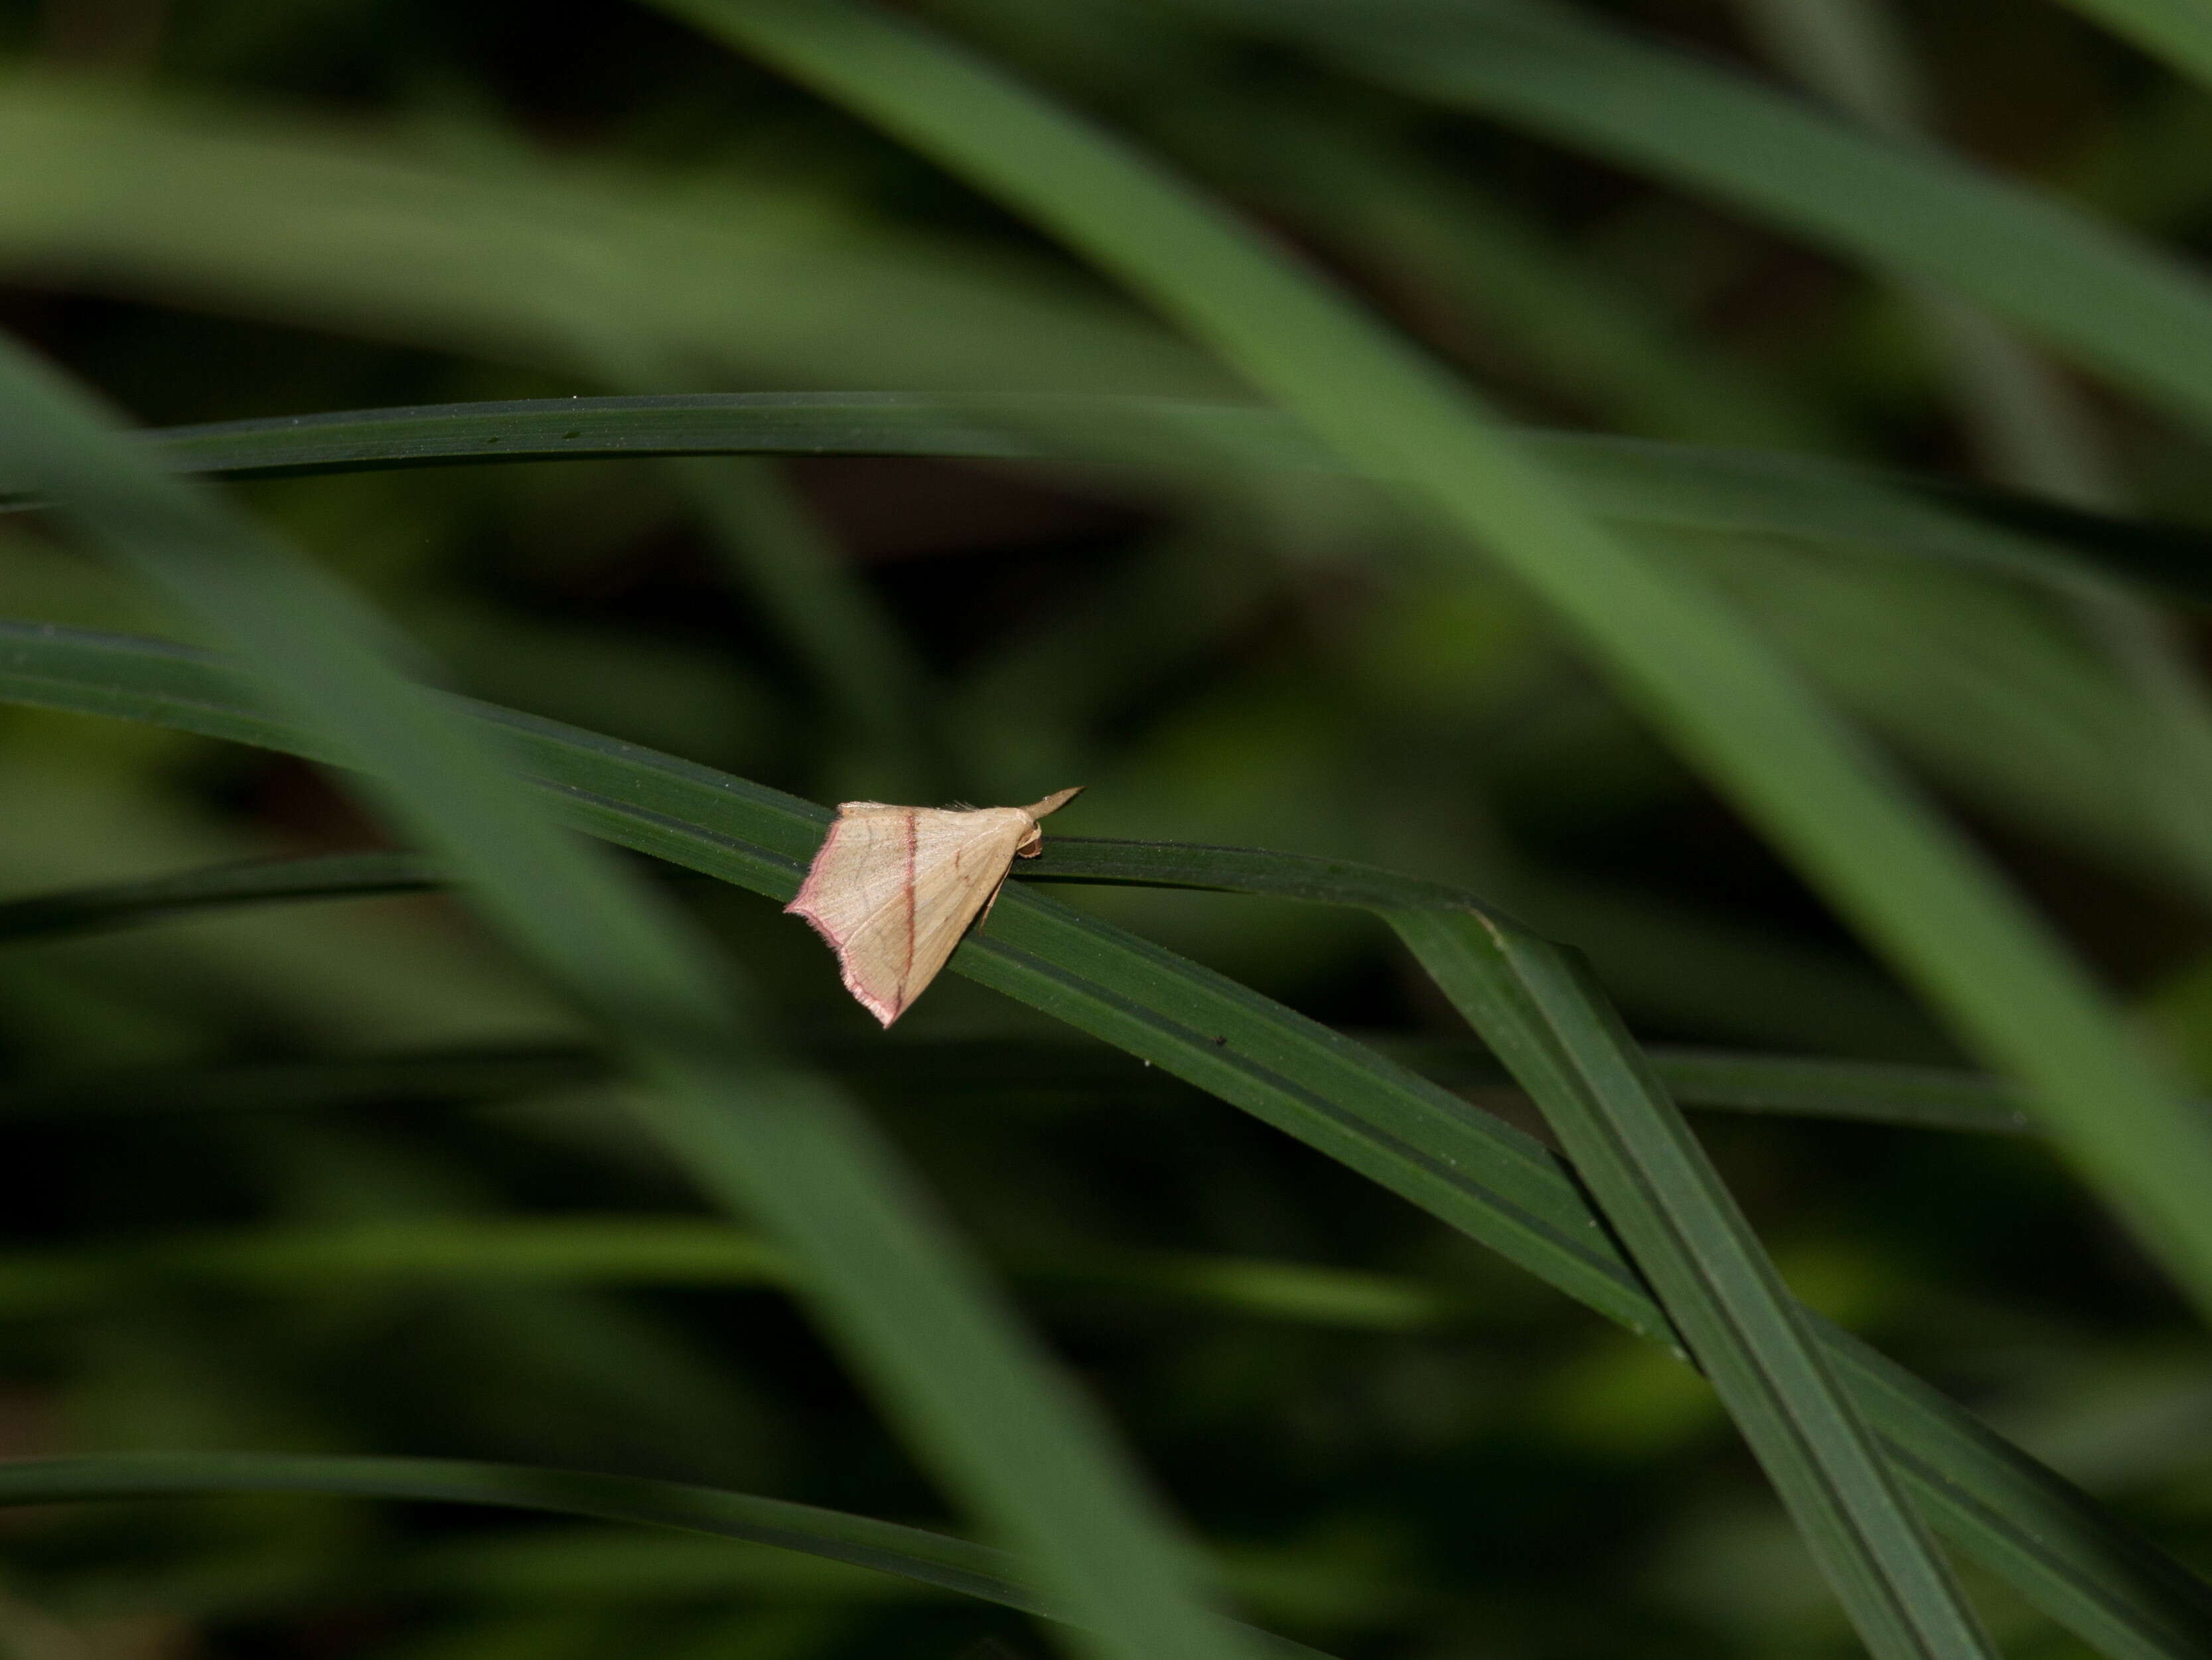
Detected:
left=0, top=629, right=2205, bottom=1659
left=662, top=0, right=2212, bottom=1325
left=0, top=851, right=438, bottom=944
left=0, top=339, right=1260, bottom=1660
left=1393, top=905, right=1995, bottom=1658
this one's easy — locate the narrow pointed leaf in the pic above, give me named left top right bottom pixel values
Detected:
left=1180, top=0, right=2212, bottom=441
left=1394, top=907, right=1994, bottom=1658
left=0, top=340, right=1259, bottom=1660
left=12, top=393, right=2207, bottom=607
left=626, top=0, right=2212, bottom=1328
left=0, top=619, right=2203, bottom=1657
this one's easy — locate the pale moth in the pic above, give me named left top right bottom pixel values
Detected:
left=786, top=788, right=1083, bottom=1026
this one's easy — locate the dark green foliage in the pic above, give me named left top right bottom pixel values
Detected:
left=1, top=3, right=2211, bottom=1659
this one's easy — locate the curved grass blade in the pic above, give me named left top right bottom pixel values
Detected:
left=70, top=396, right=2212, bottom=910
left=662, top=0, right=2212, bottom=1367
left=0, top=622, right=2203, bottom=1658
left=0, top=342, right=1260, bottom=1660
left=1181, top=0, right=2212, bottom=441
left=1394, top=907, right=1994, bottom=1658
left=15, top=392, right=2210, bottom=609
left=1726, top=0, right=2212, bottom=936
left=0, top=1453, right=1331, bottom=1659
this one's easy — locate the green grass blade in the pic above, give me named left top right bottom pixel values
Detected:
left=1400, top=1038, right=2043, bottom=1134
left=1183, top=0, right=2212, bottom=440
left=662, top=0, right=2212, bottom=1331
left=0, top=1453, right=1331, bottom=1660
left=670, top=0, right=2212, bottom=1320
left=0, top=832, right=2049, bottom=1138
left=1730, top=0, right=2212, bottom=922
left=0, top=343, right=1260, bottom=1660
left=0, top=621, right=2203, bottom=1657
left=1651, top=1050, right=2037, bottom=1134
left=14, top=392, right=2204, bottom=607
left=1394, top=907, right=1995, bottom=1657
left=0, top=1454, right=1077, bottom=1625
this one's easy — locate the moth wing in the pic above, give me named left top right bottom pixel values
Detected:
left=901, top=807, right=1037, bottom=1008
left=784, top=805, right=917, bottom=955
left=787, top=805, right=1035, bottom=1026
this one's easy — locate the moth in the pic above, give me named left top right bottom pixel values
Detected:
left=786, top=787, right=1083, bottom=1026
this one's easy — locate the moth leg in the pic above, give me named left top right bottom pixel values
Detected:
left=974, top=871, right=1013, bottom=930
left=980, top=824, right=1044, bottom=929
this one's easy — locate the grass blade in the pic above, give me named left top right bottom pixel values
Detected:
left=1651, top=1050, right=2037, bottom=1135
left=1184, top=0, right=2212, bottom=441
left=662, top=0, right=2212, bottom=1333
left=0, top=340, right=1260, bottom=1660
left=0, top=620, right=2202, bottom=1656
left=0, top=1453, right=1331, bottom=1659
left=1394, top=907, right=1995, bottom=1657
left=21, top=392, right=2207, bottom=607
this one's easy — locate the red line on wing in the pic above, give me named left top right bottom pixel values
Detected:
left=899, top=810, right=919, bottom=995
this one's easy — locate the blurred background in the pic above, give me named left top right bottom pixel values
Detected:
left=0, top=0, right=2209, bottom=1655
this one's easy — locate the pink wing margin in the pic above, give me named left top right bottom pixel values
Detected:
left=785, top=789, right=1083, bottom=1028
left=785, top=808, right=917, bottom=1027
